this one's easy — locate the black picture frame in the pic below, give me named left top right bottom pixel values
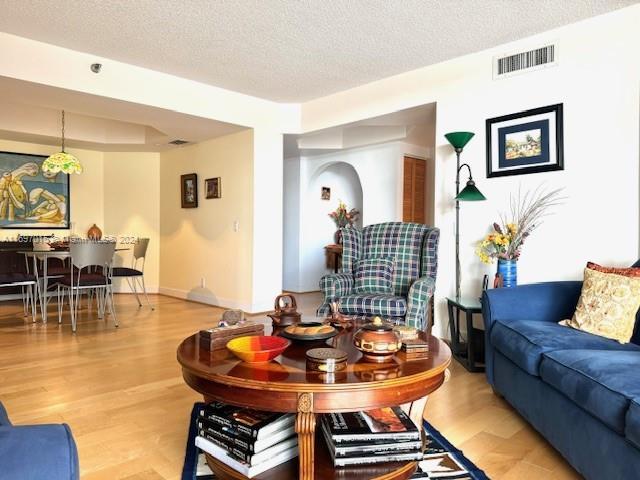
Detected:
left=205, top=177, right=222, bottom=199
left=0, top=150, right=71, bottom=229
left=181, top=173, right=198, bottom=208
left=486, top=104, right=564, bottom=178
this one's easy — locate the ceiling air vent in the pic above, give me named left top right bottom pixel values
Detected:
left=493, top=44, right=557, bottom=79
left=169, top=139, right=189, bottom=145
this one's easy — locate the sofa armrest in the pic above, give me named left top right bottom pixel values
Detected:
left=406, top=276, right=436, bottom=330
left=0, top=424, right=79, bottom=479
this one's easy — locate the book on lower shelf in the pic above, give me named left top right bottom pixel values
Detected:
left=322, top=406, right=421, bottom=443
left=195, top=402, right=298, bottom=478
left=199, top=402, right=295, bottom=439
left=196, top=435, right=298, bottom=478
left=320, top=406, right=423, bottom=467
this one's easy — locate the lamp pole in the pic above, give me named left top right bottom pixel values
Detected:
left=455, top=148, right=462, bottom=300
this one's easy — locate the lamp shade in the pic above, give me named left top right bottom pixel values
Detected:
left=445, top=131, right=475, bottom=149
left=456, top=180, right=486, bottom=201
left=42, top=152, right=83, bottom=174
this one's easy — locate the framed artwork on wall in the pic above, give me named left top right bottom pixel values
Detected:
left=321, top=186, right=330, bottom=200
left=486, top=103, right=564, bottom=178
left=181, top=173, right=198, bottom=208
left=0, top=151, right=70, bottom=229
left=205, top=177, right=222, bottom=199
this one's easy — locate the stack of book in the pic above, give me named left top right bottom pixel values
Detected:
left=401, top=338, right=430, bottom=360
left=194, top=402, right=298, bottom=478
left=321, top=406, right=423, bottom=467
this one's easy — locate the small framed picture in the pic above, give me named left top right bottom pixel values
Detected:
left=321, top=186, right=331, bottom=200
left=181, top=173, right=198, bottom=208
left=486, top=103, right=564, bottom=178
left=205, top=177, right=222, bottom=199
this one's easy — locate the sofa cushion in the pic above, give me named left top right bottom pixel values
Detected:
left=339, top=294, right=407, bottom=317
left=353, top=257, right=394, bottom=295
left=626, top=398, right=640, bottom=450
left=540, top=349, right=640, bottom=434
left=490, top=319, right=640, bottom=377
left=560, top=267, right=640, bottom=344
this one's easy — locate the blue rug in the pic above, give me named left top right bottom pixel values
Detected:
left=182, top=403, right=489, bottom=479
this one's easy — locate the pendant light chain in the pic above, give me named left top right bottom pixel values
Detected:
left=61, top=110, right=66, bottom=152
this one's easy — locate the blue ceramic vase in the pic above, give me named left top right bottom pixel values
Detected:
left=497, top=259, right=517, bottom=288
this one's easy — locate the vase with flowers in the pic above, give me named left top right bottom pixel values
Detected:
left=329, top=201, right=360, bottom=244
left=476, top=187, right=563, bottom=288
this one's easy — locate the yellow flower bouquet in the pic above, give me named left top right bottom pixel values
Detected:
left=476, top=187, right=563, bottom=264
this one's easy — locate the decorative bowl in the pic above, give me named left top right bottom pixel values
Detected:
left=226, top=335, right=290, bottom=363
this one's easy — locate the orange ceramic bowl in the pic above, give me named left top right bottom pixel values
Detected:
left=226, top=335, right=291, bottom=363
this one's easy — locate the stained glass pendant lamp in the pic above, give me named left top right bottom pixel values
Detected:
left=42, top=110, right=83, bottom=174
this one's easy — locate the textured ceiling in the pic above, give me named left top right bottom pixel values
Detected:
left=0, top=0, right=636, bottom=102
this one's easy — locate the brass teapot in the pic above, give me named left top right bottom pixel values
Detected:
left=268, top=294, right=302, bottom=327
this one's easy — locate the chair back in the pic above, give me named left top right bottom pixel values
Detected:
left=341, top=222, right=439, bottom=296
left=69, top=241, right=116, bottom=271
left=133, top=238, right=149, bottom=260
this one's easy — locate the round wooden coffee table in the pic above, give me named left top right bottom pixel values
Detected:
left=177, top=322, right=451, bottom=480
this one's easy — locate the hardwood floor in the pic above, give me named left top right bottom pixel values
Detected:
left=0, top=292, right=581, bottom=479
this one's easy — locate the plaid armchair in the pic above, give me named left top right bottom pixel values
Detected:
left=317, top=222, right=439, bottom=330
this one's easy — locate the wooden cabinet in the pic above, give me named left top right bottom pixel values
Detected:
left=402, top=156, right=427, bottom=224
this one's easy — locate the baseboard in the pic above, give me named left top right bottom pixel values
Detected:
left=158, top=287, right=254, bottom=312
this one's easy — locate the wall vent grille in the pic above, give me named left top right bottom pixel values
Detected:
left=494, top=44, right=557, bottom=79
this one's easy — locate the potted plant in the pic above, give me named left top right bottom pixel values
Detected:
left=329, top=201, right=360, bottom=244
left=476, top=187, right=563, bottom=287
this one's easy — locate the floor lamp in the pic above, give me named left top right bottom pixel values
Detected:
left=445, top=132, right=486, bottom=300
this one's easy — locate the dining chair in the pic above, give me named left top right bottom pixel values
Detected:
left=0, top=272, right=37, bottom=323
left=112, top=238, right=154, bottom=310
left=56, top=241, right=117, bottom=333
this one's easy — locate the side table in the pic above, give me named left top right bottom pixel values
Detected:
left=324, top=244, right=343, bottom=273
left=446, top=297, right=485, bottom=372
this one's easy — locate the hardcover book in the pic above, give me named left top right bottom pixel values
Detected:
left=200, top=403, right=294, bottom=439
left=321, top=422, right=422, bottom=458
left=198, top=430, right=297, bottom=466
left=195, top=435, right=298, bottom=478
left=321, top=406, right=420, bottom=443
left=197, top=416, right=295, bottom=453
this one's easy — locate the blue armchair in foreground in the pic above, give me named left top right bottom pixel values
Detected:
left=0, top=401, right=79, bottom=480
left=317, top=222, right=439, bottom=330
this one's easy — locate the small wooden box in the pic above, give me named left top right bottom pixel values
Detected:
left=199, top=322, right=264, bottom=351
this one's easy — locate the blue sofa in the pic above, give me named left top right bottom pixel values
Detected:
left=482, top=282, right=640, bottom=480
left=0, top=402, right=79, bottom=479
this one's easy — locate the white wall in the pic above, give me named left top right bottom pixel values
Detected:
left=301, top=7, right=640, bottom=337
left=284, top=141, right=430, bottom=292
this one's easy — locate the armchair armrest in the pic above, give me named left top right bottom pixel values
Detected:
left=406, top=276, right=436, bottom=330
left=0, top=424, right=79, bottom=479
left=317, top=273, right=354, bottom=316
left=481, top=281, right=582, bottom=334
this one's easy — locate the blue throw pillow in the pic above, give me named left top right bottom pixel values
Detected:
left=353, top=257, right=395, bottom=294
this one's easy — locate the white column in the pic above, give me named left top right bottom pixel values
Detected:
left=251, top=128, right=284, bottom=312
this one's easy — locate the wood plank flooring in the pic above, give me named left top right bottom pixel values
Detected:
left=0, top=292, right=582, bottom=479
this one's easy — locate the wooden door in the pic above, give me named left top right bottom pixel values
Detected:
left=403, top=156, right=426, bottom=224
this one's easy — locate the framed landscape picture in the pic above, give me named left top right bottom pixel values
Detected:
left=181, top=173, right=198, bottom=208
left=205, top=177, right=222, bottom=199
left=486, top=104, right=564, bottom=178
left=0, top=151, right=70, bottom=229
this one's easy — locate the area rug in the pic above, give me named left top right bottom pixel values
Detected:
left=182, top=403, right=489, bottom=479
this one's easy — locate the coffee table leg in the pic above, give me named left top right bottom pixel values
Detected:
left=296, top=393, right=315, bottom=480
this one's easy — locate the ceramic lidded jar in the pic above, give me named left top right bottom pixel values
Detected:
left=353, top=316, right=402, bottom=363
left=87, top=224, right=102, bottom=240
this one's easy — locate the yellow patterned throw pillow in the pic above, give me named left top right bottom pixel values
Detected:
left=560, top=268, right=640, bottom=343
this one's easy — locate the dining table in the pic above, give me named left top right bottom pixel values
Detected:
left=19, top=247, right=129, bottom=323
